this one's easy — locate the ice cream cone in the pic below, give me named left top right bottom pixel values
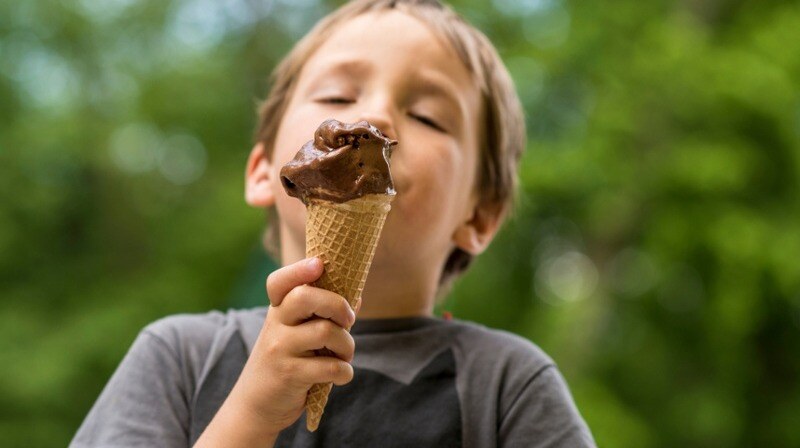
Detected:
left=303, top=193, right=393, bottom=431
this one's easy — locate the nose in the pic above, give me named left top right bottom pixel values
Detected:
left=357, top=104, right=397, bottom=141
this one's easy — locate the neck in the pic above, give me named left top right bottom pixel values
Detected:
left=357, top=263, right=436, bottom=319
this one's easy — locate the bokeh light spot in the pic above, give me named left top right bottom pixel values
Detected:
left=609, top=248, right=660, bottom=298
left=522, top=2, right=570, bottom=49
left=536, top=250, right=599, bottom=304
left=492, top=0, right=558, bottom=16
left=158, top=134, right=207, bottom=185
left=108, top=123, right=163, bottom=174
left=13, top=47, right=80, bottom=110
left=77, top=0, right=138, bottom=23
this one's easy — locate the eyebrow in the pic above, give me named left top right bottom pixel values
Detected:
left=303, top=58, right=466, bottom=125
left=309, top=58, right=374, bottom=82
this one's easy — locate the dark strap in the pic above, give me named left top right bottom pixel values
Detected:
left=189, top=335, right=248, bottom=444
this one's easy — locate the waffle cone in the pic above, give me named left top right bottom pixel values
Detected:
left=303, top=193, right=393, bottom=432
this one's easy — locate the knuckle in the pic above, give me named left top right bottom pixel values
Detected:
left=317, top=320, right=336, bottom=340
left=344, top=333, right=355, bottom=356
left=343, top=364, right=354, bottom=382
left=265, top=271, right=278, bottom=292
left=333, top=331, right=354, bottom=361
left=282, top=286, right=298, bottom=305
left=327, top=360, right=343, bottom=379
left=265, top=273, right=282, bottom=303
left=273, top=358, right=289, bottom=376
left=288, top=287, right=314, bottom=312
left=333, top=362, right=354, bottom=385
left=277, top=359, right=301, bottom=383
left=339, top=296, right=352, bottom=313
left=262, top=334, right=283, bottom=358
left=298, top=284, right=315, bottom=299
left=287, top=285, right=309, bottom=304
left=263, top=324, right=290, bottom=355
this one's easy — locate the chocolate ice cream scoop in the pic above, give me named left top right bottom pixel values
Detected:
left=280, top=119, right=397, bottom=204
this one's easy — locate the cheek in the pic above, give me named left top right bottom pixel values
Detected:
left=390, top=142, right=471, bottom=233
left=268, top=159, right=307, bottom=239
left=274, top=188, right=307, bottom=234
left=271, top=106, right=323, bottom=167
left=267, top=104, right=324, bottom=238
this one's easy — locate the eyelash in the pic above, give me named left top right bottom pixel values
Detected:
left=317, top=97, right=445, bottom=133
left=410, top=113, right=445, bottom=132
left=319, top=97, right=354, bottom=105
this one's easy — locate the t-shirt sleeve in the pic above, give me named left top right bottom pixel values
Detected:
left=499, top=365, right=596, bottom=448
left=70, top=329, right=190, bottom=448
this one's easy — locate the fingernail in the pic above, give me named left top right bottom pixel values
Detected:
left=347, top=308, right=356, bottom=326
left=306, top=257, right=321, bottom=269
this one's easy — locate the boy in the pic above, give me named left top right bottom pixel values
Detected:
left=71, top=0, right=595, bottom=447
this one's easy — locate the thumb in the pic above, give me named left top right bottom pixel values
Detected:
left=265, top=257, right=324, bottom=306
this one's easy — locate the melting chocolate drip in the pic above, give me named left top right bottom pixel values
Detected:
left=280, top=119, right=397, bottom=204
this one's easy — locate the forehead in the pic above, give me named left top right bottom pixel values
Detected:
left=302, top=10, right=478, bottom=98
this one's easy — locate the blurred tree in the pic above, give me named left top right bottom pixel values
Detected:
left=0, top=0, right=798, bottom=447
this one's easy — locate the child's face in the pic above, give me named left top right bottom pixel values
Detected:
left=250, top=10, right=498, bottom=296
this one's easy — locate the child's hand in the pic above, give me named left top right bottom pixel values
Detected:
left=194, top=257, right=355, bottom=447
left=243, top=257, right=356, bottom=425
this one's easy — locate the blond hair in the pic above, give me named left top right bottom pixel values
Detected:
left=255, top=0, right=526, bottom=294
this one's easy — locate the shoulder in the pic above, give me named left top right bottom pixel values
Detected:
left=444, top=320, right=596, bottom=446
left=144, top=307, right=266, bottom=343
left=69, top=308, right=266, bottom=448
left=446, top=319, right=554, bottom=373
left=142, top=309, right=226, bottom=346
left=444, top=320, right=561, bottom=417
left=139, top=307, right=266, bottom=374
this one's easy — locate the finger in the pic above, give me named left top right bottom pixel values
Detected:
left=299, top=357, right=355, bottom=386
left=266, top=258, right=323, bottom=306
left=290, top=319, right=355, bottom=362
left=280, top=285, right=355, bottom=329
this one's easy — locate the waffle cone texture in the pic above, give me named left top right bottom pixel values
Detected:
left=303, top=194, right=393, bottom=432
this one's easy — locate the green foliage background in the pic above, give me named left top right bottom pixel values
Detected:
left=1, top=0, right=799, bottom=446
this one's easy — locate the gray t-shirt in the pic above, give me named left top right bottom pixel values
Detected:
left=71, top=308, right=595, bottom=447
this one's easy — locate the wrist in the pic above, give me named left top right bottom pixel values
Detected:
left=194, top=391, right=281, bottom=448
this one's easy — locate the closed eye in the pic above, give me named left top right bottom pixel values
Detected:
left=410, top=113, right=446, bottom=133
left=318, top=97, right=354, bottom=105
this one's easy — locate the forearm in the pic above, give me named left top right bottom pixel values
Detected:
left=194, top=259, right=355, bottom=447
left=193, top=393, right=280, bottom=448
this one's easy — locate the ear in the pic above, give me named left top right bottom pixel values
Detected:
left=452, top=199, right=507, bottom=255
left=245, top=142, right=276, bottom=207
